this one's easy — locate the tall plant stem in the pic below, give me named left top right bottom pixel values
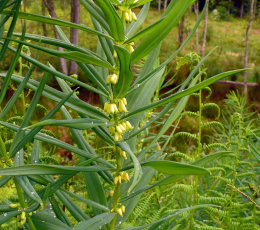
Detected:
left=226, top=120, right=241, bottom=228
left=190, top=77, right=202, bottom=228
left=109, top=146, right=122, bottom=230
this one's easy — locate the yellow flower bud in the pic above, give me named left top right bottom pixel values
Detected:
left=9, top=203, right=18, bottom=208
left=106, top=75, right=111, bottom=84
left=121, top=205, right=126, bottom=213
left=125, top=12, right=130, bottom=22
left=115, top=132, right=122, bottom=141
left=119, top=124, right=126, bottom=132
left=113, top=50, right=117, bottom=58
left=122, top=171, right=130, bottom=182
left=116, top=125, right=123, bottom=134
left=110, top=74, right=118, bottom=84
left=121, top=150, right=127, bottom=159
left=119, top=101, right=128, bottom=113
left=116, top=208, right=123, bottom=217
left=129, top=10, right=133, bottom=22
left=114, top=176, right=119, bottom=185
left=104, top=102, right=109, bottom=112
left=122, top=98, right=127, bottom=105
left=132, top=12, right=137, bottom=21
left=29, top=212, right=32, bottom=216
left=126, top=121, right=133, bottom=130
left=21, top=211, right=26, bottom=225
left=118, top=175, right=122, bottom=184
left=110, top=190, right=114, bottom=197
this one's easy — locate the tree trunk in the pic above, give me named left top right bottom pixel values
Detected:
left=44, top=0, right=68, bottom=75
left=240, top=0, right=244, bottom=18
left=228, top=0, right=231, bottom=18
left=243, top=0, right=255, bottom=97
left=164, top=0, right=167, bottom=11
left=201, top=0, right=209, bottom=58
left=178, top=15, right=185, bottom=45
left=194, top=1, right=199, bottom=53
left=158, top=0, right=161, bottom=11
left=70, top=0, right=80, bottom=75
left=42, top=0, right=48, bottom=38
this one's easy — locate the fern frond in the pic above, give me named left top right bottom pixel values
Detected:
left=39, top=156, right=59, bottom=165
left=173, top=132, right=198, bottom=141
left=171, top=184, right=194, bottom=194
left=211, top=176, right=232, bottom=184
left=202, top=103, right=220, bottom=118
left=237, top=161, right=253, bottom=168
left=166, top=151, right=193, bottom=162
left=237, top=172, right=255, bottom=178
left=207, top=167, right=226, bottom=174
left=6, top=116, right=24, bottom=123
left=202, top=121, right=224, bottom=132
left=203, top=143, right=227, bottom=151
left=198, top=195, right=227, bottom=205
left=204, top=206, right=227, bottom=219
left=202, top=87, right=212, bottom=98
left=181, top=111, right=200, bottom=118
left=40, top=129, right=56, bottom=138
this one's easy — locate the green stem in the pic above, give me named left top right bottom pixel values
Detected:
left=14, top=178, right=36, bottom=230
left=190, top=78, right=202, bottom=228
left=109, top=146, right=122, bottom=230
left=226, top=121, right=241, bottom=228
left=0, top=135, right=8, bottom=162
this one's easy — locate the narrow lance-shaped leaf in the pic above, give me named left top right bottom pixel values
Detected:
left=114, top=45, right=134, bottom=99
left=0, top=1, right=21, bottom=61
left=2, top=43, right=108, bottom=97
left=10, top=89, right=75, bottom=157
left=1, top=10, right=113, bottom=40
left=95, top=0, right=124, bottom=41
left=74, top=213, right=116, bottom=230
left=0, top=164, right=114, bottom=176
left=0, top=211, right=21, bottom=226
left=122, top=69, right=248, bottom=120
left=131, top=0, right=194, bottom=64
left=0, top=18, right=24, bottom=104
left=24, top=118, right=113, bottom=130
left=2, top=37, right=114, bottom=70
left=9, top=72, right=49, bottom=154
left=126, top=3, right=150, bottom=38
left=80, top=0, right=111, bottom=34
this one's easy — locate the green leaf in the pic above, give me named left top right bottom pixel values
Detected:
left=2, top=37, right=113, bottom=70
left=122, top=69, right=248, bottom=120
left=10, top=72, right=49, bottom=154
left=116, top=142, right=142, bottom=192
left=0, top=1, right=21, bottom=61
left=126, top=3, right=150, bottom=38
left=0, top=164, right=113, bottom=176
left=80, top=0, right=111, bottom=34
left=61, top=189, right=110, bottom=212
left=95, top=0, right=124, bottom=41
left=0, top=176, right=12, bottom=188
left=31, top=212, right=72, bottom=230
left=141, top=160, right=209, bottom=175
left=74, top=213, right=116, bottom=230
left=129, top=0, right=153, bottom=8
left=131, top=0, right=194, bottom=64
left=15, top=176, right=42, bottom=203
left=1, top=10, right=113, bottom=40
left=25, top=118, right=112, bottom=131
left=10, top=87, right=75, bottom=158
left=0, top=19, right=24, bottom=104
left=114, top=45, right=134, bottom=99
left=0, top=121, right=113, bottom=167
left=3, top=44, right=108, bottom=97
left=120, top=151, right=231, bottom=201
left=0, top=211, right=21, bottom=226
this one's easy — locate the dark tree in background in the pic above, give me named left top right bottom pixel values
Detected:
left=43, top=0, right=80, bottom=75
